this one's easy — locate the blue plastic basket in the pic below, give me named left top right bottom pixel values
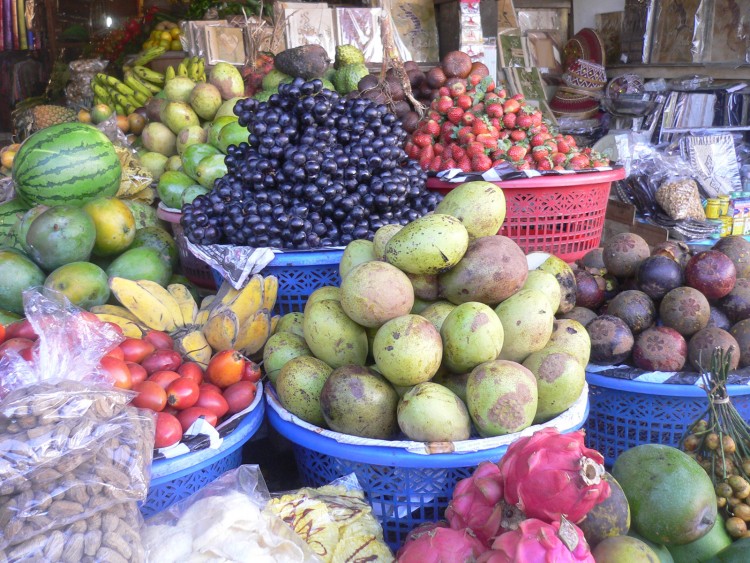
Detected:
left=212, top=249, right=344, bottom=315
left=585, top=372, right=750, bottom=468
left=139, top=387, right=265, bottom=518
left=267, top=392, right=589, bottom=552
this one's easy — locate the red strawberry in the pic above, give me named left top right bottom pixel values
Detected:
left=490, top=117, right=501, bottom=129
left=491, top=149, right=506, bottom=160
left=472, top=103, right=485, bottom=114
left=583, top=147, right=592, bottom=155
left=439, top=158, right=455, bottom=171
left=441, top=121, right=455, bottom=137
left=536, top=158, right=553, bottom=171
left=503, top=113, right=517, bottom=129
left=428, top=110, right=442, bottom=122
left=457, top=157, right=473, bottom=173
left=433, top=143, right=444, bottom=155
left=456, top=94, right=473, bottom=110
left=531, top=111, right=543, bottom=127
left=507, top=145, right=527, bottom=161
left=439, top=87, right=451, bottom=97
left=450, top=81, right=467, bottom=97
left=567, top=154, right=590, bottom=170
left=487, top=126, right=500, bottom=139
left=461, top=112, right=476, bottom=126
left=472, top=120, right=489, bottom=135
left=486, top=103, right=504, bottom=118
left=516, top=113, right=533, bottom=129
left=447, top=107, right=464, bottom=125
left=404, top=142, right=420, bottom=160
left=435, top=96, right=453, bottom=114
left=442, top=144, right=453, bottom=159
left=530, top=134, right=547, bottom=147
left=418, top=155, right=432, bottom=170
left=551, top=152, right=567, bottom=166
left=496, top=88, right=508, bottom=98
left=512, top=93, right=525, bottom=101
left=476, top=133, right=498, bottom=148
left=556, top=139, right=571, bottom=154
left=564, top=134, right=577, bottom=146
left=466, top=142, right=487, bottom=158
left=485, top=92, right=501, bottom=102
left=510, top=130, right=527, bottom=142
left=469, top=74, right=482, bottom=86
left=515, top=159, right=531, bottom=170
left=471, top=154, right=492, bottom=171
left=592, top=159, right=610, bottom=167
left=429, top=156, right=443, bottom=171
left=486, top=81, right=495, bottom=92
left=553, top=165, right=566, bottom=171
left=451, top=145, right=466, bottom=160
left=532, top=146, right=550, bottom=162
left=424, top=119, right=440, bottom=137
left=491, top=159, right=505, bottom=168
left=413, top=133, right=432, bottom=148
left=420, top=144, right=435, bottom=162
left=497, top=129, right=510, bottom=140
left=503, top=99, right=521, bottom=114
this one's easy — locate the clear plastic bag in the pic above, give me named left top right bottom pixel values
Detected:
left=2, top=500, right=146, bottom=562
left=679, top=133, right=742, bottom=197
left=266, top=474, right=394, bottom=563
left=143, top=465, right=318, bottom=562
left=64, top=59, right=110, bottom=111
left=0, top=289, right=154, bottom=559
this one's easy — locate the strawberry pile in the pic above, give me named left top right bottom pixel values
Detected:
left=404, top=78, right=610, bottom=174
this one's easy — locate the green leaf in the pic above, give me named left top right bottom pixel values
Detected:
left=471, top=76, right=494, bottom=106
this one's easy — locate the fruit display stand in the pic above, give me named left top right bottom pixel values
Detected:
left=584, top=370, right=750, bottom=468
left=211, top=248, right=345, bottom=315
left=426, top=168, right=626, bottom=263
left=139, top=382, right=265, bottom=517
left=265, top=383, right=589, bottom=551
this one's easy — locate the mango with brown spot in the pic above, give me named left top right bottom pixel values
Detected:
left=466, top=359, right=538, bottom=437
left=441, top=302, right=504, bottom=373
left=523, top=349, right=584, bottom=423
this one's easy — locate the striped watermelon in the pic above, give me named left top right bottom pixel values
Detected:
left=12, top=123, right=122, bottom=207
left=0, top=198, right=29, bottom=248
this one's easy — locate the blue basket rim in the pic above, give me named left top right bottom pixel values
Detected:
left=150, top=386, right=265, bottom=485
left=265, top=386, right=589, bottom=468
left=586, top=371, right=750, bottom=397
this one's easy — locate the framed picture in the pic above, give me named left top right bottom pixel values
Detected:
left=524, top=30, right=561, bottom=72
left=187, top=19, right=228, bottom=57
left=204, top=25, right=247, bottom=66
left=649, top=0, right=701, bottom=63
left=498, top=29, right=529, bottom=67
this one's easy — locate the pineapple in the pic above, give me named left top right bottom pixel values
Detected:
left=12, top=103, right=77, bottom=139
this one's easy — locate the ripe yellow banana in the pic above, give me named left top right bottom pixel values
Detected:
left=90, top=305, right=140, bottom=322
left=177, top=62, right=188, bottom=77
left=94, top=314, right=144, bottom=339
left=109, top=277, right=178, bottom=332
left=173, top=328, right=212, bottom=368
left=135, top=279, right=184, bottom=329
left=202, top=310, right=240, bottom=352
left=210, top=274, right=264, bottom=324
left=262, top=276, right=278, bottom=312
left=234, top=309, right=272, bottom=356
left=270, top=315, right=280, bottom=335
left=167, top=283, right=199, bottom=326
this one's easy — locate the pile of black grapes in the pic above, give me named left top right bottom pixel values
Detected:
left=181, top=77, right=441, bottom=249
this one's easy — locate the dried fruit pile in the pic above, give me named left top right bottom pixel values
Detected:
left=405, top=81, right=610, bottom=174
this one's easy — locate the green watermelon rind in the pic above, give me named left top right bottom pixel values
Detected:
left=12, top=123, right=122, bottom=208
left=0, top=199, right=29, bottom=248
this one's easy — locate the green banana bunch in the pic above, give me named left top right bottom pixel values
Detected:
left=132, top=65, right=165, bottom=86
left=91, top=74, right=141, bottom=116
left=128, top=46, right=167, bottom=70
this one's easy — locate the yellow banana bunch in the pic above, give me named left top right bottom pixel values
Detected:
left=163, top=56, right=207, bottom=84
left=91, top=74, right=141, bottom=115
left=202, top=274, right=278, bottom=356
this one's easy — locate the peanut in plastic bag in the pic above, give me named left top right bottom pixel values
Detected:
left=143, top=465, right=319, bottom=563
left=266, top=474, right=395, bottom=563
left=2, top=500, right=145, bottom=563
left=0, top=407, right=154, bottom=550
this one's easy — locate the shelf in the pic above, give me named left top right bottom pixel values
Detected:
left=608, top=64, right=750, bottom=81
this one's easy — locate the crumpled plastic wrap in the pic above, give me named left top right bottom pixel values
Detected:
left=142, top=465, right=319, bottom=562
left=266, top=474, right=394, bottom=562
left=0, top=289, right=154, bottom=562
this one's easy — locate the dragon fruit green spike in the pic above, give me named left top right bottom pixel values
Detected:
left=478, top=518, right=595, bottom=563
left=445, top=461, right=507, bottom=547
left=498, top=428, right=610, bottom=524
left=397, top=522, right=489, bottom=562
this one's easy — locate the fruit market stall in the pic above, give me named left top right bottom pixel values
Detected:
left=3, top=0, right=750, bottom=559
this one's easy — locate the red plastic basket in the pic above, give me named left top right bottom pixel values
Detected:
left=156, top=205, right=217, bottom=290
left=426, top=168, right=625, bottom=263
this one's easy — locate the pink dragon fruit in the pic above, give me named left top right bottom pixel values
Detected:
left=445, top=461, right=507, bottom=547
left=397, top=524, right=489, bottom=562
left=478, top=518, right=595, bottom=563
left=498, top=428, right=610, bottom=524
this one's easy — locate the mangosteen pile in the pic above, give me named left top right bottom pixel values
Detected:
left=357, top=52, right=491, bottom=134
left=569, top=234, right=750, bottom=373
left=181, top=78, right=441, bottom=249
